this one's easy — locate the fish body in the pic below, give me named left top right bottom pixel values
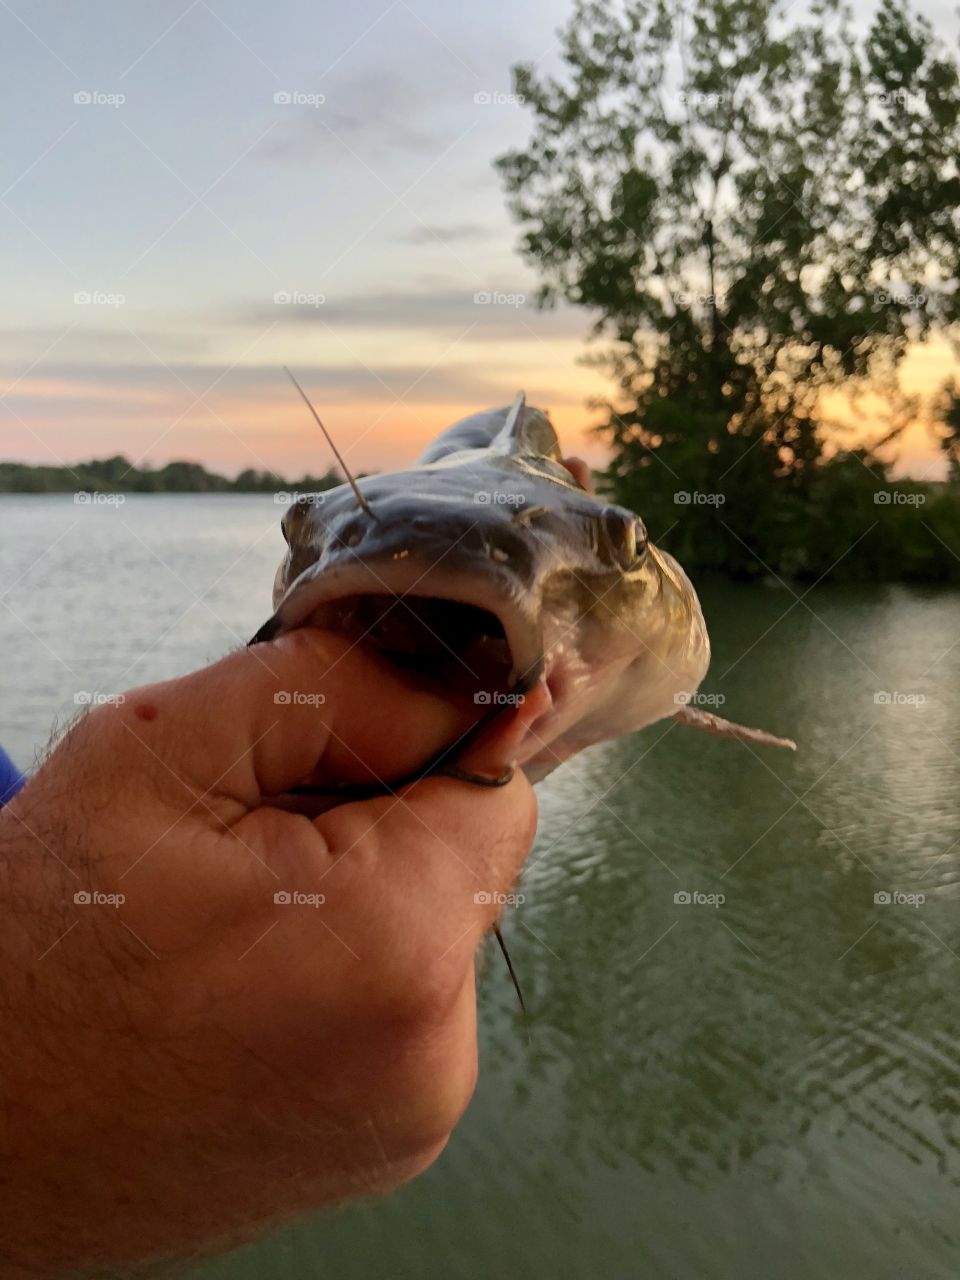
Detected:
left=255, top=396, right=791, bottom=783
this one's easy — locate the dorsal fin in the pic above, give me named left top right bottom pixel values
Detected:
left=494, top=391, right=562, bottom=461
left=503, top=390, right=526, bottom=436
left=418, top=396, right=562, bottom=465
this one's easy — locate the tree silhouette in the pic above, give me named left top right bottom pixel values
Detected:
left=497, top=0, right=960, bottom=578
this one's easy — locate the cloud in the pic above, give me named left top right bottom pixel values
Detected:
left=242, top=287, right=594, bottom=344
left=0, top=326, right=211, bottom=363
left=391, top=222, right=497, bottom=245
left=261, top=62, right=466, bottom=162
left=0, top=359, right=537, bottom=409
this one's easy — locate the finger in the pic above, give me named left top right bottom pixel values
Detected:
left=102, top=629, right=487, bottom=808
left=302, top=766, right=538, bottom=989
left=561, top=455, right=595, bottom=493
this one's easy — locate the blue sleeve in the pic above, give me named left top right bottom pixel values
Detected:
left=0, top=747, right=25, bottom=806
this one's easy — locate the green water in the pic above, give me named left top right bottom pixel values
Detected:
left=193, top=580, right=960, bottom=1280
left=1, top=498, right=957, bottom=1278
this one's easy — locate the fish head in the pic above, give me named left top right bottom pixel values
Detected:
left=263, top=404, right=710, bottom=780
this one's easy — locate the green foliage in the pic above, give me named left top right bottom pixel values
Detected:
left=0, top=458, right=341, bottom=495
left=498, top=0, right=960, bottom=581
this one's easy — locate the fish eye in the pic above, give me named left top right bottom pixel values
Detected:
left=600, top=508, right=648, bottom=569
left=631, top=519, right=648, bottom=562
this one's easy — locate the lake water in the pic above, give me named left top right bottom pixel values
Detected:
left=2, top=494, right=959, bottom=1279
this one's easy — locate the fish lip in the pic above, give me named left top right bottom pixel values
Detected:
left=265, top=553, right=546, bottom=695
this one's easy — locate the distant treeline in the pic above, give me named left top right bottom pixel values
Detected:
left=0, top=456, right=342, bottom=495
left=4, top=453, right=959, bottom=586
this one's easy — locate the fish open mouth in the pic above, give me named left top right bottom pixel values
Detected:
left=330, top=594, right=515, bottom=696
left=309, top=592, right=521, bottom=703
left=260, top=555, right=547, bottom=710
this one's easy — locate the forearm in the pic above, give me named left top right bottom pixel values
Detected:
left=0, top=634, right=536, bottom=1274
left=0, top=797, right=466, bottom=1275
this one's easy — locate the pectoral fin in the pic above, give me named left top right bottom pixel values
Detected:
left=671, top=705, right=796, bottom=751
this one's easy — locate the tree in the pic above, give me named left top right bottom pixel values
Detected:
left=497, top=0, right=960, bottom=577
left=936, top=379, right=960, bottom=485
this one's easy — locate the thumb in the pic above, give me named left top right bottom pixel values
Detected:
left=112, top=629, right=489, bottom=807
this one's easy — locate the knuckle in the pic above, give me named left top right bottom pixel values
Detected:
left=381, top=960, right=467, bottom=1032
left=374, top=1012, right=478, bottom=1150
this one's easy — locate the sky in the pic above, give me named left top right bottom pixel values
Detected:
left=0, top=0, right=957, bottom=481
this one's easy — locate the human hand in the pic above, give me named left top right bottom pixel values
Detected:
left=0, top=629, right=537, bottom=1275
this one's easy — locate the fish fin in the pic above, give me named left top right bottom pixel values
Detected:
left=671, top=704, right=797, bottom=751
left=503, top=390, right=526, bottom=435
left=496, top=391, right=563, bottom=461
